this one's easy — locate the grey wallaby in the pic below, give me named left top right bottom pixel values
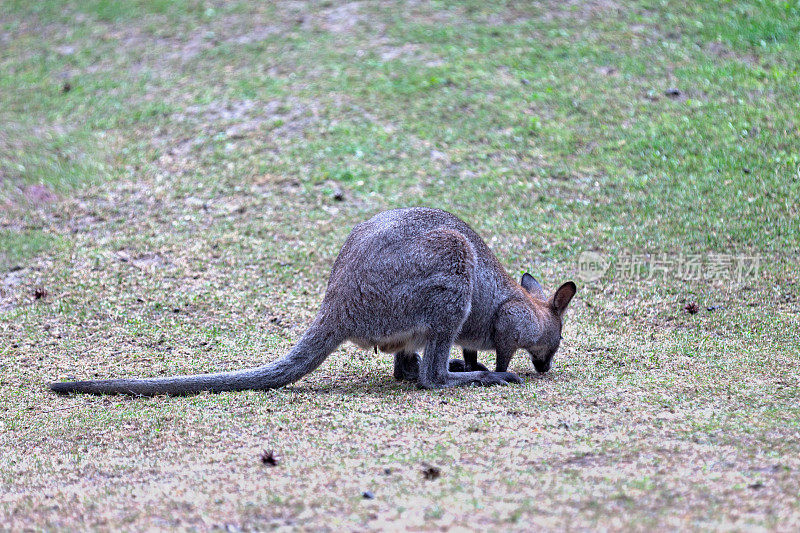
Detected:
left=50, top=207, right=576, bottom=396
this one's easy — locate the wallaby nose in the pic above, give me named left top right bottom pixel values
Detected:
left=533, top=360, right=551, bottom=373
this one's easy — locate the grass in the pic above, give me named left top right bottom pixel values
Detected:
left=1, top=0, right=799, bottom=530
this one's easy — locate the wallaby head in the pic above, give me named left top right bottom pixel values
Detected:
left=517, top=274, right=577, bottom=373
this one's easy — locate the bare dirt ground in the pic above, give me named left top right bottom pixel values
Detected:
left=2, top=0, right=799, bottom=530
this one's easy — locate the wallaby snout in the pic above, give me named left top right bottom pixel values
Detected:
left=533, top=359, right=551, bottom=373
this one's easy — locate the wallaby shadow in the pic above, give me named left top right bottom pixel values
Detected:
left=518, top=370, right=557, bottom=381
left=283, top=367, right=553, bottom=398
left=284, top=373, right=417, bottom=398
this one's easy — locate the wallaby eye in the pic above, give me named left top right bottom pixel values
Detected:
left=559, top=335, right=564, bottom=341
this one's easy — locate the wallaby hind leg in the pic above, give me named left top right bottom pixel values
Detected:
left=393, top=351, right=421, bottom=381
left=448, top=349, right=489, bottom=373
left=408, top=227, right=521, bottom=388
left=418, top=338, right=522, bottom=389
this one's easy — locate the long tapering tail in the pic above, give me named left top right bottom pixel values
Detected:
left=49, top=323, right=343, bottom=396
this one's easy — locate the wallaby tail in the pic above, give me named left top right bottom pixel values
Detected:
left=49, top=322, right=343, bottom=396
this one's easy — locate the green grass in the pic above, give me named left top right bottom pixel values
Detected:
left=1, top=0, right=799, bottom=530
left=0, top=229, right=63, bottom=270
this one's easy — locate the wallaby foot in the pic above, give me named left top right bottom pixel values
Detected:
left=448, top=348, right=488, bottom=373
left=418, top=370, right=522, bottom=389
left=448, top=359, right=489, bottom=373
left=393, top=351, right=421, bottom=381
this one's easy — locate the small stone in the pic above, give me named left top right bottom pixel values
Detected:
left=665, top=88, right=681, bottom=98
left=362, top=490, right=375, bottom=499
left=55, top=45, right=76, bottom=56
left=430, top=150, right=447, bottom=161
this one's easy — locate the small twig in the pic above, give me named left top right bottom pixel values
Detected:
left=33, top=405, right=83, bottom=416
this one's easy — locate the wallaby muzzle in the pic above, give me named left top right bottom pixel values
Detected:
left=533, top=359, right=551, bottom=373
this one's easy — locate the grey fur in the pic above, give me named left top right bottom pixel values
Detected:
left=49, top=207, right=576, bottom=396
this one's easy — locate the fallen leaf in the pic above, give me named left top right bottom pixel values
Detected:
left=422, top=465, right=441, bottom=480
left=260, top=450, right=278, bottom=466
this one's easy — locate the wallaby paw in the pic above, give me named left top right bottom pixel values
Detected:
left=497, top=371, right=522, bottom=384
left=448, top=359, right=467, bottom=372
left=449, top=359, right=490, bottom=373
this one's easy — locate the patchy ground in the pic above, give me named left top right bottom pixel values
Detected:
left=1, top=0, right=799, bottom=530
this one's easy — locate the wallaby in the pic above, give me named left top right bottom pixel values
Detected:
left=50, top=207, right=576, bottom=396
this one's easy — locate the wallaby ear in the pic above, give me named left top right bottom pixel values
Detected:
left=550, top=281, right=577, bottom=316
left=520, top=272, right=545, bottom=299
